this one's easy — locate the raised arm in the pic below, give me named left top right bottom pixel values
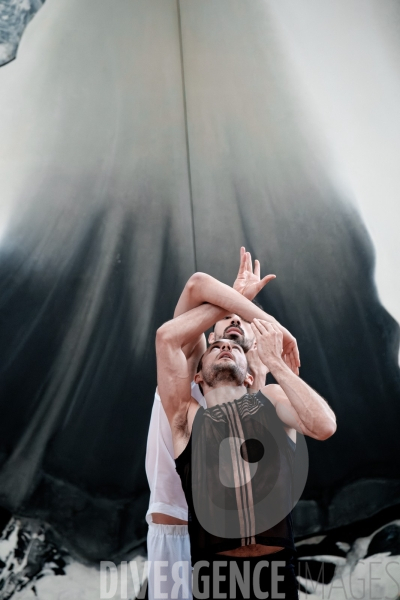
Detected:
left=173, top=247, right=276, bottom=377
left=156, top=303, right=225, bottom=423
left=252, top=319, right=336, bottom=440
left=174, top=247, right=275, bottom=317
left=172, top=289, right=209, bottom=381
left=176, top=271, right=300, bottom=373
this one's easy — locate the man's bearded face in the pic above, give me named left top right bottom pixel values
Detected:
left=199, top=340, right=248, bottom=390
left=213, top=314, right=254, bottom=353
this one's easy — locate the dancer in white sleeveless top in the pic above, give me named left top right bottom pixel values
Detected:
left=146, top=383, right=205, bottom=600
left=145, top=248, right=282, bottom=600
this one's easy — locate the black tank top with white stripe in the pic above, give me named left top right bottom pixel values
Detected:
left=175, top=390, right=296, bottom=563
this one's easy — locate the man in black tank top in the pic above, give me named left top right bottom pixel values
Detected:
left=156, top=268, right=336, bottom=599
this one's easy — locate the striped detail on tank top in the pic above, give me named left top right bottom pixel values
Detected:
left=219, top=400, right=257, bottom=546
left=204, top=394, right=263, bottom=422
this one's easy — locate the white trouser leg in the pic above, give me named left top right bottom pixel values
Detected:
left=147, top=523, right=192, bottom=600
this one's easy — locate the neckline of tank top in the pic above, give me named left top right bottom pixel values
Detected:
left=195, top=390, right=277, bottom=418
left=175, top=391, right=296, bottom=464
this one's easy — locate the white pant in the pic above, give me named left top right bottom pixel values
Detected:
left=147, top=523, right=192, bottom=600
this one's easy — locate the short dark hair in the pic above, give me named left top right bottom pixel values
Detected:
left=251, top=298, right=264, bottom=310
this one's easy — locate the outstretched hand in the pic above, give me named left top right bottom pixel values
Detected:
left=251, top=319, right=300, bottom=376
left=233, top=247, right=276, bottom=300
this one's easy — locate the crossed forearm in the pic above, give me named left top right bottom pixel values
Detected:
left=185, top=272, right=278, bottom=323
left=173, top=273, right=229, bottom=361
left=159, top=301, right=226, bottom=349
left=184, top=273, right=298, bottom=361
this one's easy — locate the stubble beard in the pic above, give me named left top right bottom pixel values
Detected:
left=202, top=362, right=246, bottom=388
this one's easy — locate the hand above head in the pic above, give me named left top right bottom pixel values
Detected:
left=251, top=319, right=300, bottom=376
left=233, top=246, right=276, bottom=301
left=175, top=269, right=300, bottom=371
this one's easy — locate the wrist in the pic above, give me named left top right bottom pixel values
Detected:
left=236, top=288, right=254, bottom=301
left=263, top=356, right=286, bottom=376
left=249, top=368, right=268, bottom=381
left=250, top=378, right=267, bottom=391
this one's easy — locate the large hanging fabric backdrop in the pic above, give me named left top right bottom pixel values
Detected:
left=0, top=0, right=399, bottom=562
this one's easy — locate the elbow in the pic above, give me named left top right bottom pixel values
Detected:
left=156, top=322, right=175, bottom=347
left=186, top=272, right=209, bottom=295
left=315, top=418, right=337, bottom=441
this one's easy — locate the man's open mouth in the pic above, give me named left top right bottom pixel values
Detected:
left=218, top=352, right=234, bottom=360
left=225, top=327, right=243, bottom=336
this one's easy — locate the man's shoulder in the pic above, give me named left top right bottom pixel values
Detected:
left=258, top=383, right=287, bottom=407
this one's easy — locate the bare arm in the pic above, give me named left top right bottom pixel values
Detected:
left=174, top=247, right=276, bottom=374
left=173, top=273, right=210, bottom=370
left=174, top=248, right=275, bottom=316
left=177, top=272, right=300, bottom=372
left=252, top=319, right=336, bottom=440
left=156, top=303, right=225, bottom=423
